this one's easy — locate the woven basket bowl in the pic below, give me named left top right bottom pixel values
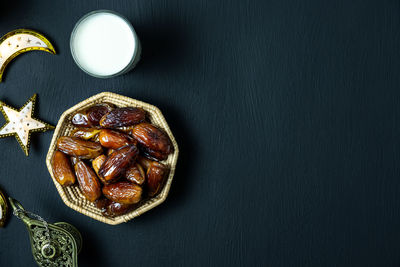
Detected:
left=46, top=92, right=179, bottom=225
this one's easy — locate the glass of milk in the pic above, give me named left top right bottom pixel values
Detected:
left=70, top=10, right=141, bottom=78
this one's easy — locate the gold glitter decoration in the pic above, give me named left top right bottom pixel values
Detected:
left=0, top=94, right=54, bottom=156
left=0, top=29, right=56, bottom=82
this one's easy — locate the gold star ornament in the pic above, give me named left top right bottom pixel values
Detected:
left=0, top=94, right=54, bottom=156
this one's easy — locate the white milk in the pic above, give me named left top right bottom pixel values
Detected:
left=71, top=11, right=139, bottom=77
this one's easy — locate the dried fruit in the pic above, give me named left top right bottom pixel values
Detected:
left=57, top=137, right=103, bottom=159
left=125, top=163, right=145, bottom=185
left=92, top=134, right=100, bottom=143
left=54, top=101, right=174, bottom=216
left=139, top=157, right=168, bottom=196
left=72, top=128, right=101, bottom=140
left=52, top=151, right=76, bottom=186
left=116, top=126, right=136, bottom=134
left=98, top=145, right=139, bottom=184
left=72, top=104, right=113, bottom=127
left=131, top=123, right=173, bottom=161
left=100, top=107, right=146, bottom=128
left=107, top=149, right=115, bottom=156
left=95, top=197, right=109, bottom=213
left=99, top=129, right=135, bottom=149
left=102, top=181, right=142, bottom=204
left=141, top=147, right=170, bottom=161
left=70, top=157, right=78, bottom=166
left=103, top=201, right=134, bottom=217
left=92, top=155, right=107, bottom=178
left=147, top=164, right=167, bottom=196
left=74, top=160, right=102, bottom=202
left=95, top=197, right=133, bottom=217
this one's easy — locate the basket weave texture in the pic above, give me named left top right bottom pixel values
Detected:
left=46, top=92, right=179, bottom=225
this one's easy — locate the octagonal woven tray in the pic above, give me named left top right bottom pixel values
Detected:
left=46, top=92, right=179, bottom=225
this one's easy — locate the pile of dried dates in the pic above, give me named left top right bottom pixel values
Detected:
left=52, top=104, right=174, bottom=217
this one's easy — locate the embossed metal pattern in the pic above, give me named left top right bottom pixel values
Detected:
left=9, top=198, right=81, bottom=267
left=0, top=189, right=7, bottom=227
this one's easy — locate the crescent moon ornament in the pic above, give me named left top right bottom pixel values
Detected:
left=0, top=29, right=56, bottom=82
left=0, top=94, right=54, bottom=156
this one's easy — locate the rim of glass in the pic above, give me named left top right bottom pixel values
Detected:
left=70, top=9, right=140, bottom=79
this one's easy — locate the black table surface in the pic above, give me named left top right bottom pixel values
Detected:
left=1, top=0, right=400, bottom=266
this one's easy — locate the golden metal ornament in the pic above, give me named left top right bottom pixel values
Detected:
left=0, top=188, right=7, bottom=227
left=0, top=29, right=56, bottom=82
left=9, top=198, right=82, bottom=266
left=0, top=94, right=54, bottom=156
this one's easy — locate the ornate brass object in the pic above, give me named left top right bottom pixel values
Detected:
left=0, top=189, right=7, bottom=227
left=9, top=198, right=82, bottom=267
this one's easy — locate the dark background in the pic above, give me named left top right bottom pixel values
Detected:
left=1, top=0, right=400, bottom=266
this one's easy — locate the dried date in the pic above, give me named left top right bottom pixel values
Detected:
left=100, top=107, right=146, bottom=128
left=57, top=137, right=103, bottom=159
left=92, top=155, right=107, bottom=179
left=131, top=123, right=173, bottom=161
left=98, top=145, right=139, bottom=184
left=74, top=160, right=102, bottom=202
left=52, top=151, right=76, bottom=186
left=102, top=181, right=142, bottom=204
left=94, top=197, right=109, bottom=213
left=99, top=129, right=135, bottom=149
left=138, top=157, right=168, bottom=197
left=103, top=201, right=134, bottom=217
left=72, top=104, right=113, bottom=127
left=125, top=163, right=145, bottom=185
left=72, top=128, right=101, bottom=140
